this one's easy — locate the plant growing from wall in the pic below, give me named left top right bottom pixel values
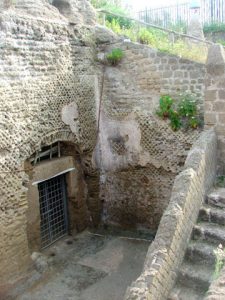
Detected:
left=215, top=175, right=225, bottom=188
left=106, top=48, right=124, bottom=65
left=213, top=244, right=225, bottom=279
left=156, top=95, right=174, bottom=119
left=156, top=93, right=202, bottom=131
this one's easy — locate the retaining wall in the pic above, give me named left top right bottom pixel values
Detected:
left=125, top=129, right=217, bottom=300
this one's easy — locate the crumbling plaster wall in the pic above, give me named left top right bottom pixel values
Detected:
left=95, top=41, right=206, bottom=230
left=0, top=0, right=101, bottom=290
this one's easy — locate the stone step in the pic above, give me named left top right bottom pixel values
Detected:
left=206, top=188, right=225, bottom=208
left=176, top=261, right=212, bottom=292
left=193, top=222, right=225, bottom=245
left=185, top=240, right=216, bottom=266
left=168, top=283, right=206, bottom=300
left=199, top=204, right=225, bottom=226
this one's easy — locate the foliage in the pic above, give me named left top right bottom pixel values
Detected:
left=156, top=95, right=173, bottom=119
left=169, top=110, right=182, bottom=131
left=106, top=48, right=124, bottom=65
left=138, top=28, right=157, bottom=45
left=215, top=175, right=225, bottom=188
left=217, top=39, right=225, bottom=46
left=92, top=0, right=132, bottom=29
left=156, top=93, right=202, bottom=131
left=103, top=19, right=207, bottom=63
left=103, top=4, right=133, bottom=29
left=214, top=244, right=225, bottom=279
left=204, top=23, right=225, bottom=33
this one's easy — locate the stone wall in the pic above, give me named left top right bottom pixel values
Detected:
left=205, top=31, right=225, bottom=43
left=0, top=0, right=101, bottom=291
left=204, top=44, right=225, bottom=173
left=95, top=41, right=206, bottom=231
left=0, top=0, right=210, bottom=292
left=124, top=129, right=217, bottom=300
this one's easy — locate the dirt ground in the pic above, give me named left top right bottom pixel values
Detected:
left=9, top=230, right=152, bottom=300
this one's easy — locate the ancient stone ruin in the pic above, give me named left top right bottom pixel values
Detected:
left=0, top=1, right=225, bottom=300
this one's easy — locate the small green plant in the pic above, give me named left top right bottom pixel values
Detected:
left=156, top=93, right=202, bottom=131
left=178, top=93, right=197, bottom=117
left=214, top=244, right=225, bottom=279
left=106, top=48, right=124, bottom=65
left=169, top=110, right=182, bottom=131
left=215, top=175, right=225, bottom=188
left=156, top=95, right=174, bottom=119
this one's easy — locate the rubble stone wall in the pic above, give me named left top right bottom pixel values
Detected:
left=124, top=129, right=217, bottom=300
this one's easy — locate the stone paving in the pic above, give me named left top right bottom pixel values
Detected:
left=9, top=230, right=152, bottom=300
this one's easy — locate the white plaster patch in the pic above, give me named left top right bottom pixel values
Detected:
left=61, top=102, right=80, bottom=140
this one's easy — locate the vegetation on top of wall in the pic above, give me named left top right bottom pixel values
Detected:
left=217, top=39, right=225, bottom=46
left=106, top=48, right=124, bottom=65
left=105, top=21, right=207, bottom=63
left=91, top=0, right=132, bottom=29
left=156, top=93, right=202, bottom=131
left=204, top=23, right=225, bottom=33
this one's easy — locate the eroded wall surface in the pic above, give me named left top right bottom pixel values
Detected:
left=0, top=0, right=100, bottom=288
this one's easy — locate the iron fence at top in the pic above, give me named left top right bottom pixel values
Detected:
left=137, top=0, right=225, bottom=28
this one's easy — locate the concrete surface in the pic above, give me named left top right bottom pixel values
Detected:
left=12, top=230, right=151, bottom=300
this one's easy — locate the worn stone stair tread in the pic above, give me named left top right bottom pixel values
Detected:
left=185, top=240, right=216, bottom=265
left=199, top=204, right=225, bottom=225
left=168, top=283, right=206, bottom=300
left=177, top=261, right=213, bottom=289
left=193, top=222, right=225, bottom=244
left=207, top=188, right=225, bottom=208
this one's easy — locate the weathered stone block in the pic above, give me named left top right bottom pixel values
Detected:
left=205, top=112, right=217, bottom=125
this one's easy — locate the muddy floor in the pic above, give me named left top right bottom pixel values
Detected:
left=10, top=230, right=152, bottom=300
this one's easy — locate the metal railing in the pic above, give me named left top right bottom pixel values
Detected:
left=97, top=9, right=213, bottom=46
left=137, top=0, right=225, bottom=28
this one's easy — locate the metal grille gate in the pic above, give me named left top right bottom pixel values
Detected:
left=38, top=174, right=68, bottom=249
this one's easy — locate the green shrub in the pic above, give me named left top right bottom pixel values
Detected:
left=204, top=23, right=225, bottom=33
left=104, top=5, right=133, bottom=29
left=156, top=93, right=202, bottom=131
left=138, top=28, right=156, bottom=45
left=106, top=48, right=124, bottom=65
left=169, top=110, right=182, bottom=131
left=217, top=39, right=225, bottom=46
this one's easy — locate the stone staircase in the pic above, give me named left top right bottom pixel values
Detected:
left=169, top=188, right=225, bottom=300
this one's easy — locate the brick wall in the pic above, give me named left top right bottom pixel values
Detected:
left=124, top=129, right=217, bottom=300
